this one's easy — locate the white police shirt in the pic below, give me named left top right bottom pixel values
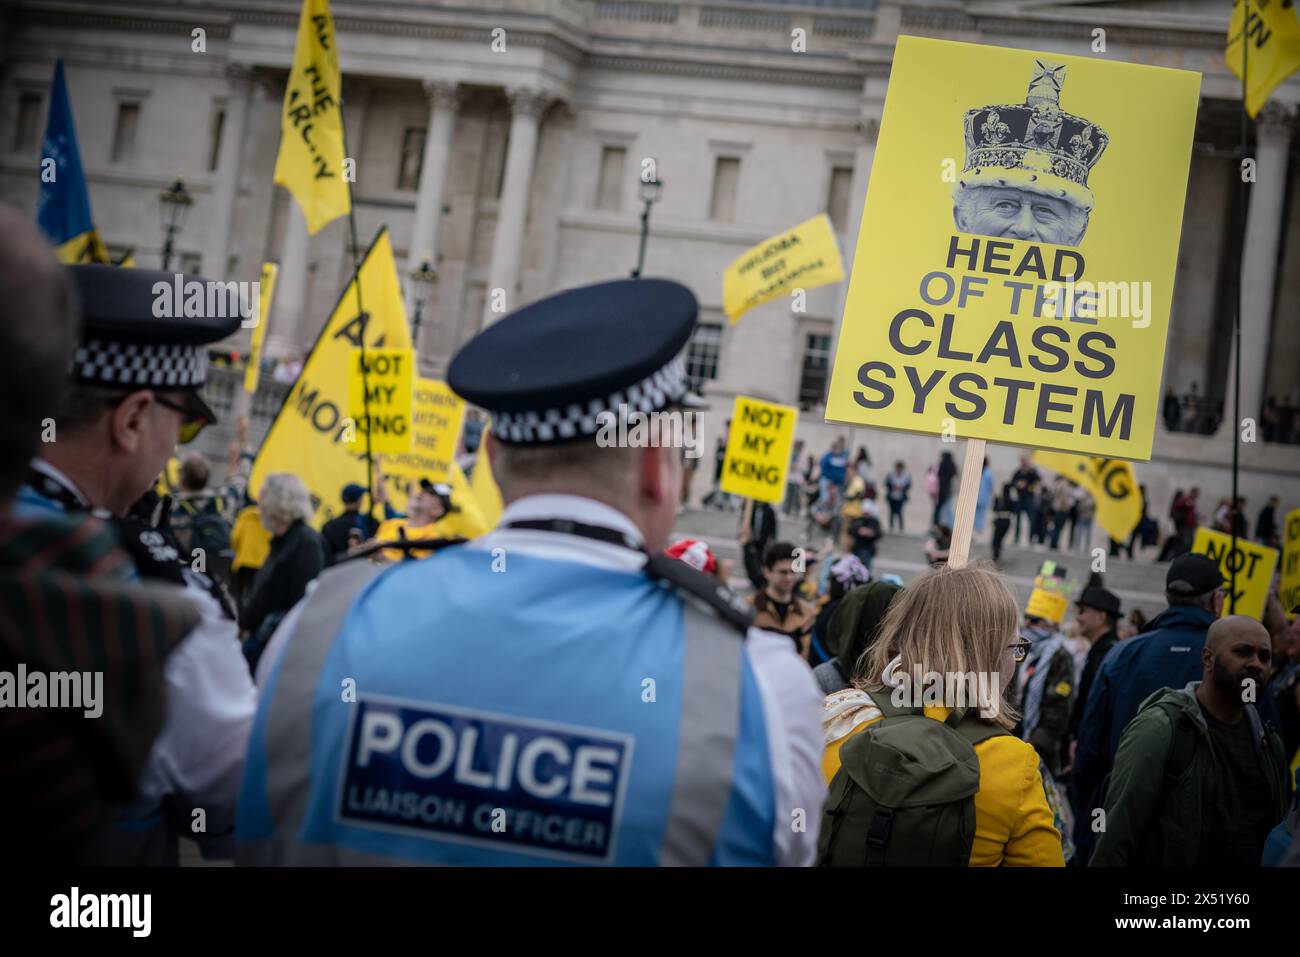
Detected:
left=256, top=493, right=825, bottom=866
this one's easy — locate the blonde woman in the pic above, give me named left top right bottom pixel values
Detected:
left=240, top=473, right=326, bottom=666
left=820, top=564, right=1065, bottom=866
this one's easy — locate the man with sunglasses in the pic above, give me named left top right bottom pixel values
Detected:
left=15, top=264, right=257, bottom=865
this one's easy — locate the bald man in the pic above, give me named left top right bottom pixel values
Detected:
left=1091, top=615, right=1290, bottom=867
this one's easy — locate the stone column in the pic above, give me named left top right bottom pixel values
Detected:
left=265, top=199, right=309, bottom=359
left=207, top=63, right=253, bottom=280
left=482, top=87, right=549, bottom=327
left=1226, top=102, right=1295, bottom=429
left=406, top=81, right=462, bottom=282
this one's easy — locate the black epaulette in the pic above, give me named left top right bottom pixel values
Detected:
left=339, top=536, right=468, bottom=564
left=103, top=511, right=186, bottom=586
left=643, top=551, right=752, bottom=636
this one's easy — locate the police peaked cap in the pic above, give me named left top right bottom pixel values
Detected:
left=448, top=278, right=697, bottom=445
left=69, top=264, right=246, bottom=425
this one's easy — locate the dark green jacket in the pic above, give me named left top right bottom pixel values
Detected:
left=1092, top=682, right=1290, bottom=867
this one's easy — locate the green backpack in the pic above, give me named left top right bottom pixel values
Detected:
left=817, top=694, right=1008, bottom=866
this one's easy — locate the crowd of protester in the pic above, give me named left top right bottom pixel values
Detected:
left=2, top=208, right=1297, bottom=869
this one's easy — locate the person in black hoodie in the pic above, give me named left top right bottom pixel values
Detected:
left=240, top=472, right=326, bottom=670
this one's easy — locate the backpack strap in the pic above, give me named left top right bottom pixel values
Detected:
left=1152, top=699, right=1198, bottom=781
left=869, top=687, right=922, bottom=721
left=949, top=709, right=1010, bottom=747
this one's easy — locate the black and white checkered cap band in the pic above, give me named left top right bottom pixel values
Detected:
left=73, top=338, right=208, bottom=389
left=493, top=356, right=688, bottom=444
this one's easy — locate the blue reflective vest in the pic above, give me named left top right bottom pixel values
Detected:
left=237, top=546, right=778, bottom=865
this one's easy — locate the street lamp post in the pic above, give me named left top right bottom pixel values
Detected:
left=408, top=258, right=436, bottom=355
left=631, top=176, right=663, bottom=278
left=157, top=178, right=193, bottom=272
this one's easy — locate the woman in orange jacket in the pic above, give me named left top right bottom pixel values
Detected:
left=821, top=564, right=1066, bottom=866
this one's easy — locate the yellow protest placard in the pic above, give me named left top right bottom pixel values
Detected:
left=719, top=396, right=799, bottom=504
left=348, top=348, right=414, bottom=454
left=250, top=228, right=411, bottom=527
left=723, top=213, right=845, bottom=324
left=825, top=37, right=1199, bottom=460
left=1191, top=527, right=1278, bottom=621
left=1032, top=451, right=1141, bottom=542
left=382, top=378, right=466, bottom=509
left=1281, top=508, right=1300, bottom=621
left=244, top=262, right=278, bottom=395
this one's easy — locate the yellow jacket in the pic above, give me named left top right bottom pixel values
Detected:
left=823, top=704, right=1065, bottom=867
left=230, top=505, right=271, bottom=572
left=374, top=510, right=489, bottom=562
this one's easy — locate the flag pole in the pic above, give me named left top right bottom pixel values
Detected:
left=338, top=106, right=377, bottom=533
left=1230, top=10, right=1249, bottom=612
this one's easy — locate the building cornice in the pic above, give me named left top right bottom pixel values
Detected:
left=905, top=2, right=1230, bottom=50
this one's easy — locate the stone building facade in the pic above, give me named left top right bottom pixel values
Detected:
left=2, top=0, right=1298, bottom=527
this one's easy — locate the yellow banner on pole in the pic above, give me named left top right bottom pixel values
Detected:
left=1281, top=508, right=1300, bottom=621
left=274, top=0, right=350, bottom=234
left=1191, top=527, right=1278, bottom=621
left=824, top=37, right=1199, bottom=460
left=249, top=228, right=411, bottom=527
left=1031, top=451, right=1141, bottom=543
left=348, top=348, right=414, bottom=455
left=469, top=426, right=504, bottom=530
left=1226, top=0, right=1300, bottom=118
left=244, top=262, right=278, bottom=395
left=719, top=395, right=799, bottom=504
left=723, top=214, right=844, bottom=324
left=382, top=378, right=465, bottom=507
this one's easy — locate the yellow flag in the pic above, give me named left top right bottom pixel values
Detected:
left=244, top=262, right=278, bottom=394
left=250, top=229, right=410, bottom=527
left=469, top=427, right=504, bottom=530
left=442, top=460, right=490, bottom=539
left=1032, top=451, right=1142, bottom=543
left=274, top=0, right=350, bottom=234
left=1227, top=0, right=1300, bottom=117
left=723, top=213, right=844, bottom=323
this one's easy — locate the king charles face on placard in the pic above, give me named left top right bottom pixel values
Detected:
left=951, top=60, right=1110, bottom=247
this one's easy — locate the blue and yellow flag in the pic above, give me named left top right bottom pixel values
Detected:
left=37, top=60, right=108, bottom=264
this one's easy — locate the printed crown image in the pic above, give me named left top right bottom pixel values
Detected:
left=956, top=60, right=1110, bottom=212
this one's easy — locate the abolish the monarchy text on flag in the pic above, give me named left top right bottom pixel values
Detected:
left=825, top=37, right=1200, bottom=460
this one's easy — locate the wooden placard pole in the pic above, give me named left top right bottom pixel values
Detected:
left=947, top=437, right=987, bottom=569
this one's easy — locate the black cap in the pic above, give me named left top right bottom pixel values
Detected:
left=1166, top=553, right=1225, bottom=598
left=1076, top=586, right=1121, bottom=618
left=68, top=265, right=246, bottom=426
left=448, top=278, right=696, bottom=445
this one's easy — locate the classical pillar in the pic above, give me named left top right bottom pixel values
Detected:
left=406, top=81, right=461, bottom=283
left=265, top=199, right=309, bottom=359
left=482, top=87, right=549, bottom=327
left=207, top=64, right=254, bottom=280
left=1227, top=102, right=1295, bottom=428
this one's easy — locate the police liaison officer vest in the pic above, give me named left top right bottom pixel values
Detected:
left=236, top=537, right=780, bottom=865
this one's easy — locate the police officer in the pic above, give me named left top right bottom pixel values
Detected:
left=15, top=264, right=257, bottom=864
left=240, top=279, right=824, bottom=865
